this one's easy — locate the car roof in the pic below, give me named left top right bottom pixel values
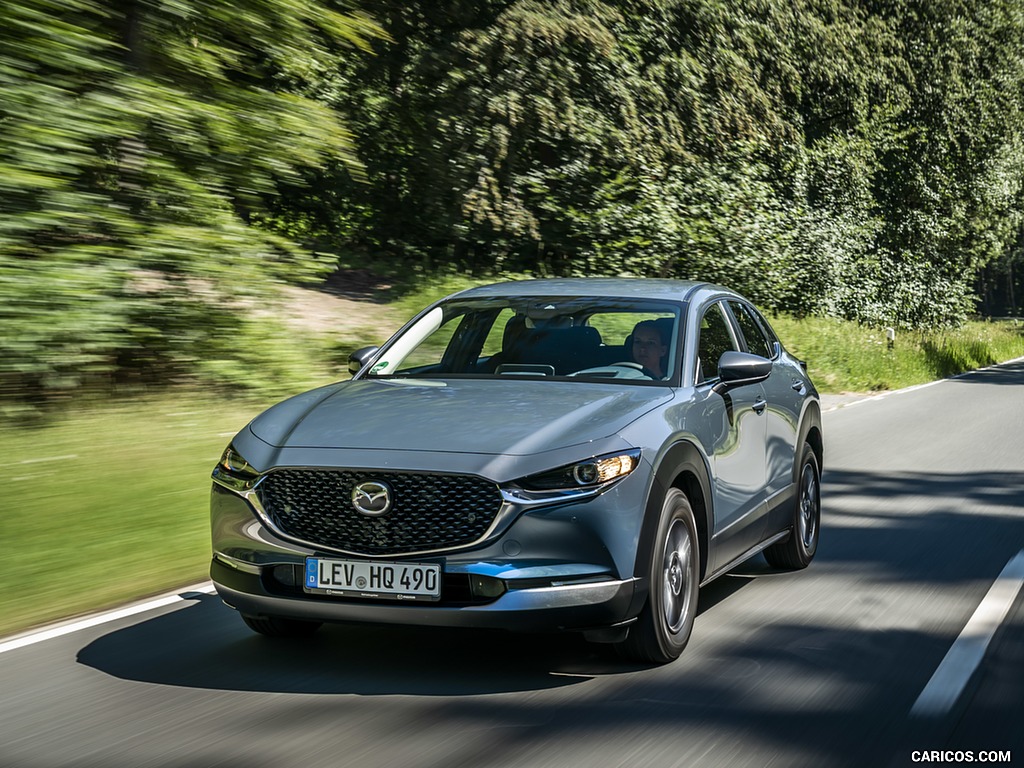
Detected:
left=451, top=277, right=717, bottom=302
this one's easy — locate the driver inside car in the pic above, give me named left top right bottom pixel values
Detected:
left=631, top=319, right=669, bottom=378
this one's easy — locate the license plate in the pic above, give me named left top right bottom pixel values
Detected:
left=304, top=557, right=441, bottom=602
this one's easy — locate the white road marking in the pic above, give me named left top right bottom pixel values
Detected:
left=910, top=549, right=1024, bottom=717
left=0, top=582, right=216, bottom=656
left=827, top=380, right=941, bottom=411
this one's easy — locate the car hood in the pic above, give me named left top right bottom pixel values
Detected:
left=248, top=378, right=672, bottom=456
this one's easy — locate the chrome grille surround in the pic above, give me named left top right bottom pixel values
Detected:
left=254, top=469, right=505, bottom=556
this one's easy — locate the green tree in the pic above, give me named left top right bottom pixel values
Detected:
left=0, top=0, right=384, bottom=406
left=324, top=0, right=915, bottom=320
left=868, top=0, right=1024, bottom=326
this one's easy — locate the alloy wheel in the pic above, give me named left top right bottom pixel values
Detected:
left=662, top=518, right=695, bottom=634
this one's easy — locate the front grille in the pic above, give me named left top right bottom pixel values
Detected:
left=256, top=469, right=503, bottom=555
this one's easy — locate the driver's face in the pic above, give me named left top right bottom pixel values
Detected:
left=633, top=329, right=667, bottom=375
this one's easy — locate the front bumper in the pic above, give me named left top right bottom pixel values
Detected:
left=211, top=557, right=640, bottom=632
left=210, top=459, right=653, bottom=633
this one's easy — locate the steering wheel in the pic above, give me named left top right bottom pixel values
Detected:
left=610, top=361, right=657, bottom=379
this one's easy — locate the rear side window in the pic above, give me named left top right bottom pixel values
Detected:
left=728, top=301, right=773, bottom=359
left=696, top=302, right=739, bottom=384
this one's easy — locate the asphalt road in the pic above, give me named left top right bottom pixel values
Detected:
left=2, top=361, right=1023, bottom=768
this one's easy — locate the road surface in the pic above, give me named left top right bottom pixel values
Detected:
left=2, top=361, right=1023, bottom=768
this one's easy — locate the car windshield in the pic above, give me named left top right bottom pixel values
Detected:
left=365, top=296, right=682, bottom=384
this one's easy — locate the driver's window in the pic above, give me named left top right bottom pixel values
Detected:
left=696, top=303, right=738, bottom=384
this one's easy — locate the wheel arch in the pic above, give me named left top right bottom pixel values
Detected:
left=638, top=440, right=714, bottom=583
left=796, top=399, right=824, bottom=480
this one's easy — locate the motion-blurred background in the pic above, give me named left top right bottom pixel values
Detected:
left=2, top=0, right=1023, bottom=634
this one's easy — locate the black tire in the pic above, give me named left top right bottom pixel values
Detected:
left=617, top=488, right=700, bottom=664
left=241, top=614, right=323, bottom=638
left=764, top=443, right=820, bottom=569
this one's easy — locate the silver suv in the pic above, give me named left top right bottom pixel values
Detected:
left=211, top=278, right=822, bottom=663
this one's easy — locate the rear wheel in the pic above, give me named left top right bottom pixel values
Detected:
left=241, top=614, right=322, bottom=638
left=764, top=443, right=820, bottom=569
left=617, top=488, right=699, bottom=664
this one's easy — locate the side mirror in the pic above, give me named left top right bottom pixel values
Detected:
left=712, top=351, right=772, bottom=394
left=348, top=345, right=379, bottom=375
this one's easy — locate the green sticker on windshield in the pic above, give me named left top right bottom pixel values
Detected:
left=371, top=361, right=389, bottom=373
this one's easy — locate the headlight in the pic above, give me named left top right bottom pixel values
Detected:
left=517, top=450, right=641, bottom=492
left=212, top=444, right=260, bottom=492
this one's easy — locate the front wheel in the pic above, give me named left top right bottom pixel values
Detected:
left=617, top=488, right=700, bottom=664
left=764, top=443, right=820, bottom=569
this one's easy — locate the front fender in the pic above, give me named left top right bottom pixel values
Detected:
left=635, top=440, right=714, bottom=586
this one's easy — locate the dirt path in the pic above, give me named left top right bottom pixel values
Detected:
left=272, top=270, right=406, bottom=342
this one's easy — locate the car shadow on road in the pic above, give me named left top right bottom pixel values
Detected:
left=77, top=574, right=761, bottom=697
left=76, top=594, right=612, bottom=695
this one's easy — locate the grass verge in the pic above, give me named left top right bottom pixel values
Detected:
left=772, top=316, right=1024, bottom=391
left=0, top=396, right=268, bottom=637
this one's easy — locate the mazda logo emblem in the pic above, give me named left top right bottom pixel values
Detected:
left=352, top=481, right=393, bottom=517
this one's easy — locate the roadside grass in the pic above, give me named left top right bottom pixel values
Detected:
left=1, top=295, right=1022, bottom=638
left=771, top=316, right=1024, bottom=392
left=0, top=396, right=267, bottom=637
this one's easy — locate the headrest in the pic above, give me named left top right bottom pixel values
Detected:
left=529, top=325, right=601, bottom=349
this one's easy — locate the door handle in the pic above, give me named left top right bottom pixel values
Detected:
left=752, top=398, right=767, bottom=415
left=791, top=380, right=805, bottom=392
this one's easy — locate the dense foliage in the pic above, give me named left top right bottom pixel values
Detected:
left=0, top=0, right=383, bottom=407
left=321, top=0, right=1024, bottom=326
left=2, top=0, right=1023, bottom=408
